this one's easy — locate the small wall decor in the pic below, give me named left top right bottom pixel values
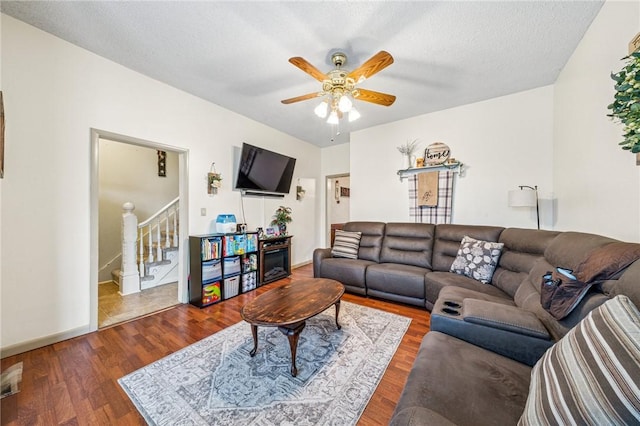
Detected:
left=424, top=142, right=450, bottom=166
left=157, top=150, right=167, bottom=177
left=340, top=187, right=350, bottom=197
left=296, top=184, right=306, bottom=201
left=208, top=162, right=222, bottom=195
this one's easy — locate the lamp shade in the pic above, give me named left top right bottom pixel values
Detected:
left=508, top=189, right=537, bottom=207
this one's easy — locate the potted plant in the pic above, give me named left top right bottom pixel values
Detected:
left=270, top=206, right=292, bottom=235
left=608, top=51, right=640, bottom=154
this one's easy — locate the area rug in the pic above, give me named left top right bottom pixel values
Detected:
left=118, top=301, right=411, bottom=425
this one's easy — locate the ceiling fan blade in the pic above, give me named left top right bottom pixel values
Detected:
left=356, top=89, right=396, bottom=106
left=289, top=57, right=327, bottom=82
left=281, top=92, right=322, bottom=104
left=348, top=51, right=394, bottom=82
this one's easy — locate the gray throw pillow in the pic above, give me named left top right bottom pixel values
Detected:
left=331, top=230, right=362, bottom=259
left=519, top=295, right=640, bottom=425
left=450, top=236, right=504, bottom=284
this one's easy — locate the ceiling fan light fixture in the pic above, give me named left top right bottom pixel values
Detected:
left=314, top=100, right=329, bottom=118
left=327, top=110, right=339, bottom=124
left=338, top=94, right=352, bottom=113
left=348, top=107, right=361, bottom=122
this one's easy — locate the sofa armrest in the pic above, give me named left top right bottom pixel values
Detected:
left=313, top=247, right=332, bottom=277
left=463, top=298, right=550, bottom=339
left=431, top=298, right=554, bottom=366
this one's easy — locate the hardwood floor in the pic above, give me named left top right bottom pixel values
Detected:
left=1, top=264, right=430, bottom=425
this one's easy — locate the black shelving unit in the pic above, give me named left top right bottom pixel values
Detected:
left=188, top=232, right=259, bottom=308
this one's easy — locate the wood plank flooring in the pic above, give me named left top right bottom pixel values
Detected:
left=1, top=264, right=430, bottom=425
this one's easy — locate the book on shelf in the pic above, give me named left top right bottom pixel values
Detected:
left=201, top=237, right=222, bottom=261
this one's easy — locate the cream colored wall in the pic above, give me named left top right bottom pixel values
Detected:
left=350, top=86, right=555, bottom=228
left=553, top=0, right=640, bottom=242
left=0, top=15, right=321, bottom=352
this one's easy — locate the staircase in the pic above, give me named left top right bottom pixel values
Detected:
left=112, top=197, right=180, bottom=295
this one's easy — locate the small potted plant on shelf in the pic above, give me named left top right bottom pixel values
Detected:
left=270, top=205, right=292, bottom=236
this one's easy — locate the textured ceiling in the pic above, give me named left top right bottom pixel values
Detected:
left=1, top=1, right=603, bottom=148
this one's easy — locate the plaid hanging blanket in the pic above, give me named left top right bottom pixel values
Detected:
left=409, top=171, right=455, bottom=224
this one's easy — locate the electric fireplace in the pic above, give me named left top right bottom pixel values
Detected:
left=259, top=236, right=292, bottom=284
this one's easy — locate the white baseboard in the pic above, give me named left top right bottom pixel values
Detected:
left=1, top=324, right=93, bottom=359
left=292, top=260, right=312, bottom=269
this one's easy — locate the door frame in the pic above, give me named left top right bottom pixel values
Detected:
left=89, top=128, right=190, bottom=331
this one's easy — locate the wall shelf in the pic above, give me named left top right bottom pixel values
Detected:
left=397, top=162, right=463, bottom=180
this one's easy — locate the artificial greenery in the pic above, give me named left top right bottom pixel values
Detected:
left=396, top=138, right=419, bottom=156
left=270, top=205, right=292, bottom=228
left=608, top=51, right=640, bottom=154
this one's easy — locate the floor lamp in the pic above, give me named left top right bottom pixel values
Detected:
left=508, top=185, right=539, bottom=229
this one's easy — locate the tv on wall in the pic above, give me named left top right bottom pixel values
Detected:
left=234, top=142, right=297, bottom=197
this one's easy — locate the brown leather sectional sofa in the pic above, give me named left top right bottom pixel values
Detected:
left=313, top=222, right=640, bottom=425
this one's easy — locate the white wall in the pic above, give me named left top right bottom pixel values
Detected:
left=351, top=86, right=555, bottom=228
left=553, top=0, right=640, bottom=242
left=98, top=139, right=179, bottom=281
left=0, top=15, right=321, bottom=352
left=319, top=143, right=350, bottom=246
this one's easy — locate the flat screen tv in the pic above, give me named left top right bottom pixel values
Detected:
left=235, top=142, right=297, bottom=196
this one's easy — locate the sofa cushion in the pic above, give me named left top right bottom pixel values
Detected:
left=330, top=229, right=361, bottom=259
left=380, top=223, right=435, bottom=269
left=432, top=224, right=504, bottom=272
left=366, top=263, right=430, bottom=304
left=391, top=331, right=531, bottom=426
left=344, top=221, right=385, bottom=262
left=318, top=257, right=375, bottom=295
left=519, top=295, right=640, bottom=425
left=493, top=228, right=560, bottom=297
left=450, top=236, right=504, bottom=284
left=425, top=271, right=511, bottom=310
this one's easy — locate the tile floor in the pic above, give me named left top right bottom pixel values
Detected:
left=98, top=281, right=180, bottom=328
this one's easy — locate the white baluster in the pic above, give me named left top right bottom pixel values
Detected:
left=173, top=205, right=178, bottom=247
left=139, top=227, right=144, bottom=277
left=119, top=202, right=140, bottom=295
left=148, top=223, right=154, bottom=263
left=156, top=217, right=162, bottom=261
left=165, top=210, right=170, bottom=249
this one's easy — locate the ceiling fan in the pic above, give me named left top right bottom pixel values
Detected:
left=281, top=51, right=396, bottom=123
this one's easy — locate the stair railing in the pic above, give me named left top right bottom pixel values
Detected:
left=136, top=197, right=180, bottom=278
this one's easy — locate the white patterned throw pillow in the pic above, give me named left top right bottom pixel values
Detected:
left=331, top=230, right=362, bottom=259
left=450, top=236, right=504, bottom=284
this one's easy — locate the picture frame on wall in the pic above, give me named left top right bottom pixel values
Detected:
left=340, top=187, right=350, bottom=197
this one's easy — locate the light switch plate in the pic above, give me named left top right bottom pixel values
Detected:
left=200, top=208, right=206, bottom=216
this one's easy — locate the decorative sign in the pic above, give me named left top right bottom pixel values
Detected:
left=629, top=31, right=640, bottom=55
left=424, top=142, right=450, bottom=166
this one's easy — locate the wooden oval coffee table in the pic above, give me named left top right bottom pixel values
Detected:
left=241, top=278, right=345, bottom=377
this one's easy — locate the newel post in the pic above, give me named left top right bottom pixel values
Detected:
left=120, top=202, right=141, bottom=295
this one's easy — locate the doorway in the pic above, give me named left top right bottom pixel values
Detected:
left=90, top=129, right=190, bottom=331
left=325, top=173, right=350, bottom=247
